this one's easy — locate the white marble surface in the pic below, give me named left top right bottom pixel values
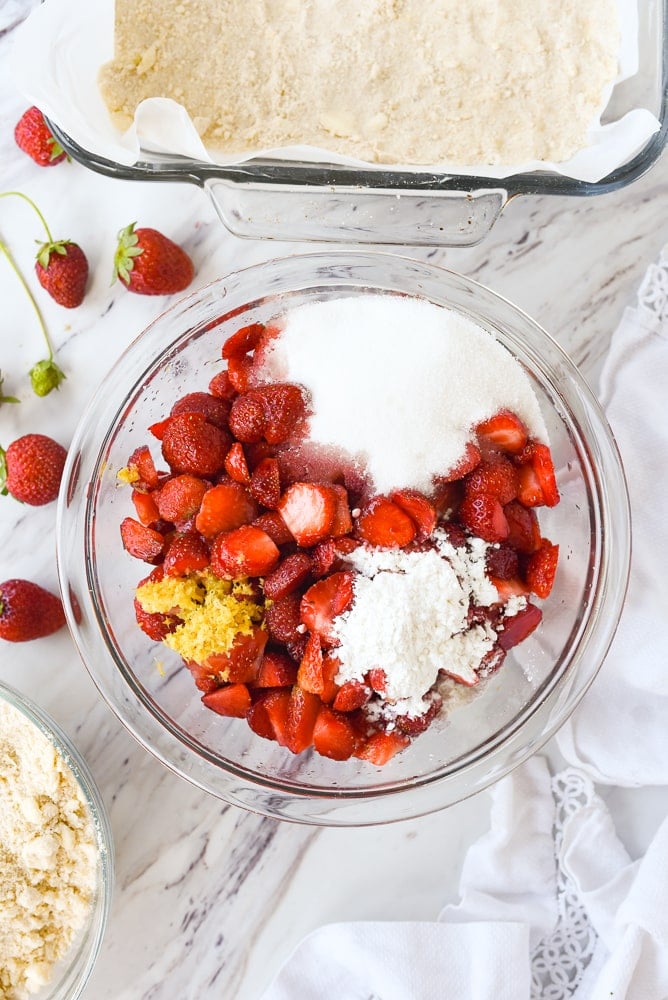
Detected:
left=1, top=9, right=668, bottom=1000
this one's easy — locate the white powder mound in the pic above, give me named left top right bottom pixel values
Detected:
left=0, top=701, right=97, bottom=999
left=332, top=530, right=500, bottom=717
left=258, top=294, right=547, bottom=494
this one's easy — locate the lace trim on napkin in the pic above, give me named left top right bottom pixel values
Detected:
left=530, top=769, right=599, bottom=1000
left=636, top=243, right=668, bottom=326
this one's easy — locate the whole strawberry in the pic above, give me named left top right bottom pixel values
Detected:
left=0, top=579, right=66, bottom=641
left=14, top=107, right=67, bottom=167
left=35, top=238, right=89, bottom=308
left=0, top=433, right=68, bottom=505
left=114, top=222, right=194, bottom=295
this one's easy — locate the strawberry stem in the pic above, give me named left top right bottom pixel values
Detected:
left=0, top=190, right=54, bottom=243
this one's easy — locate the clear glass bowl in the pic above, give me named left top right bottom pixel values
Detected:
left=0, top=680, right=114, bottom=999
left=46, top=0, right=668, bottom=246
left=56, top=251, right=630, bottom=826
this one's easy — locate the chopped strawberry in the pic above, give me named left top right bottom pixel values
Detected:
left=355, top=731, right=410, bottom=765
left=226, top=353, right=254, bottom=392
left=329, top=484, right=353, bottom=537
left=247, top=695, right=277, bottom=741
left=498, top=602, right=543, bottom=650
left=366, top=668, right=388, bottom=694
left=200, top=626, right=268, bottom=683
left=475, top=410, right=528, bottom=455
left=254, top=384, right=306, bottom=444
left=208, top=369, right=238, bottom=402
left=163, top=533, right=210, bottom=577
left=202, top=683, right=251, bottom=718
left=277, top=482, right=338, bottom=547
left=127, top=445, right=159, bottom=489
left=161, top=412, right=230, bottom=477
left=464, top=455, right=518, bottom=505
left=264, top=592, right=302, bottom=644
left=285, top=686, right=322, bottom=754
left=320, top=653, right=342, bottom=703
left=431, top=479, right=463, bottom=517
left=437, top=442, right=482, bottom=482
left=255, top=651, right=298, bottom=688
left=356, top=496, right=416, bottom=548
left=263, top=552, right=313, bottom=601
left=300, top=572, right=355, bottom=646
left=517, top=442, right=560, bottom=508
left=228, top=392, right=267, bottom=443
left=489, top=575, right=531, bottom=602
left=186, top=660, right=220, bottom=694
left=250, top=457, right=281, bottom=508
left=210, top=525, right=280, bottom=578
left=262, top=688, right=292, bottom=746
left=155, top=474, right=208, bottom=523
left=120, top=517, right=165, bottom=562
left=525, top=540, right=559, bottom=599
left=516, top=463, right=544, bottom=507
left=312, top=706, right=358, bottom=760
left=222, top=322, right=265, bottom=360
left=224, top=442, right=251, bottom=485
left=252, top=510, right=294, bottom=546
left=458, top=493, right=509, bottom=543
left=390, top=489, right=437, bottom=540
left=148, top=419, right=169, bottom=441
left=485, top=543, right=520, bottom=580
left=297, top=632, right=325, bottom=694
left=395, top=697, right=442, bottom=734
left=332, top=680, right=370, bottom=712
left=134, top=568, right=182, bottom=640
left=532, top=444, right=560, bottom=508
left=132, top=489, right=160, bottom=527
left=171, top=391, right=231, bottom=429
left=504, top=500, right=541, bottom=553
left=310, top=539, right=337, bottom=578
left=195, top=481, right=259, bottom=538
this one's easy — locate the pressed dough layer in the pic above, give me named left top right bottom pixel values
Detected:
left=99, top=0, right=620, bottom=166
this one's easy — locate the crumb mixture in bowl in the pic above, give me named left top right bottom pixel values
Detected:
left=99, top=0, right=620, bottom=165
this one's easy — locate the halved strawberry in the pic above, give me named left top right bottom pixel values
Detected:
left=228, top=391, right=267, bottom=443
left=132, top=489, right=161, bottom=527
left=224, top=442, right=251, bottom=485
left=464, top=455, right=518, bottom=505
left=277, top=482, right=338, bottom=547
left=255, top=651, right=298, bottom=688
left=476, top=410, right=528, bottom=455
left=296, top=632, right=325, bottom=694
left=252, top=510, right=294, bottom=546
left=356, top=496, right=416, bottom=548
left=120, top=517, right=165, bottom=562
left=264, top=592, right=302, bottom=644
left=504, top=500, right=541, bottom=553
left=170, top=391, right=231, bottom=429
left=355, top=730, right=410, bottom=765
left=222, top=322, right=265, bottom=359
left=332, top=680, right=370, bottom=712
left=254, top=384, right=306, bottom=445
left=391, top=489, right=437, bottom=540
left=498, top=602, right=542, bottom=650
left=155, top=474, right=208, bottom=523
left=300, top=571, right=355, bottom=646
left=312, top=706, right=358, bottom=760
left=161, top=412, right=230, bottom=477
left=163, top=533, right=210, bottom=577
left=208, top=369, right=238, bottom=402
left=226, top=353, right=253, bottom=392
left=210, top=525, right=280, bottom=578
left=285, top=685, right=322, bottom=754
left=127, top=445, right=159, bottom=489
left=195, top=481, right=259, bottom=538
left=458, top=493, right=509, bottom=543
left=200, top=626, right=268, bottom=683
left=250, top=457, right=281, bottom=508
left=525, top=540, right=559, bottom=599
left=437, top=442, right=482, bottom=483
left=202, top=683, right=251, bottom=718
left=263, top=552, right=313, bottom=601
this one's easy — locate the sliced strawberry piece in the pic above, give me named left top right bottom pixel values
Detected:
left=127, top=445, right=159, bottom=489
left=300, top=571, right=355, bottom=646
left=148, top=419, right=170, bottom=441
left=504, top=500, right=541, bottom=553
left=132, top=489, right=161, bottom=527
left=332, top=680, right=370, bottom=712
left=310, top=539, right=337, bottom=578
left=155, top=474, right=208, bottom=523
left=252, top=510, right=293, bottom=546
left=262, top=688, right=292, bottom=746
left=161, top=412, right=230, bottom=477
left=226, top=353, right=254, bottom=393
left=264, top=592, right=302, bottom=644
left=458, top=493, right=509, bottom=543
left=356, top=496, right=416, bottom=548
left=120, top=517, right=165, bottom=562
left=366, top=667, right=388, bottom=695
left=519, top=442, right=560, bottom=508
left=263, top=552, right=313, bottom=602
left=224, top=442, right=251, bottom=485
left=170, top=391, right=231, bottom=429
left=256, top=651, right=298, bottom=688
left=312, top=706, right=358, bottom=760
left=187, top=660, right=220, bottom=694
left=285, top=685, right=322, bottom=754
left=202, top=683, right=251, bottom=718
left=296, top=632, right=325, bottom=694
left=320, top=653, right=342, bottom=703
left=277, top=482, right=338, bottom=547
left=222, top=322, right=265, bottom=360
left=195, top=481, right=259, bottom=538
left=208, top=369, right=238, bottom=402
left=228, top=391, right=267, bottom=443
left=246, top=695, right=277, bottom=741
left=476, top=410, right=528, bottom=455
left=250, top=457, right=281, bottom=509
left=200, top=626, right=268, bottom=683
left=485, top=543, right=520, bottom=580
left=437, top=442, right=482, bottom=482
left=498, top=602, right=543, bottom=650
left=163, top=532, right=210, bottom=577
left=489, top=575, right=531, bottom=602
left=464, top=455, right=518, bottom=505
left=394, top=697, right=442, bottom=735
left=134, top=590, right=181, bottom=641
left=525, top=540, right=559, bottom=599
left=329, top=484, right=353, bottom=537
left=391, top=489, right=437, bottom=540
left=431, top=479, right=463, bottom=517
left=516, top=463, right=545, bottom=507
left=355, top=731, right=410, bottom=765
left=211, top=525, right=280, bottom=578
left=254, top=384, right=306, bottom=445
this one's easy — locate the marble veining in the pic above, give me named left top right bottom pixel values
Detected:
left=1, top=6, right=667, bottom=998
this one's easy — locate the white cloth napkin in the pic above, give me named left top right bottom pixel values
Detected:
left=262, top=249, right=668, bottom=1000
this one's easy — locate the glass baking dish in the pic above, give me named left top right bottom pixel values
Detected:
left=49, top=0, right=667, bottom=247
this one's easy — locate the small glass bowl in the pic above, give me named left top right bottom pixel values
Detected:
left=57, top=251, right=630, bottom=826
left=0, top=680, right=114, bottom=999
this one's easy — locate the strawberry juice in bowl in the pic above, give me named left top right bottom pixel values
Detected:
left=56, top=252, right=630, bottom=826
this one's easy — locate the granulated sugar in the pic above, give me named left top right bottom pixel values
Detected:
left=257, top=294, right=547, bottom=494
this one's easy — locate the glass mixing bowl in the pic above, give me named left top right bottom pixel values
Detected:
left=0, top=680, right=114, bottom=999
left=56, top=252, right=630, bottom=826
